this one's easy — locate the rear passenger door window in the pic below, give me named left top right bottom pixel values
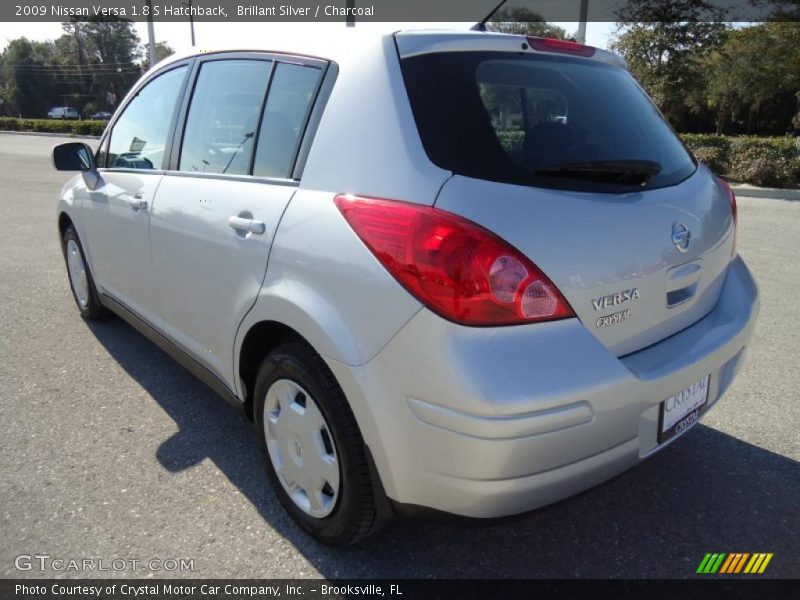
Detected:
left=253, top=62, right=322, bottom=179
left=179, top=60, right=272, bottom=175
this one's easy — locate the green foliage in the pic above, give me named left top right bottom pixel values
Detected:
left=495, top=130, right=525, bottom=153
left=142, top=41, right=175, bottom=70
left=680, top=133, right=800, bottom=186
left=688, top=146, right=728, bottom=174
left=612, top=15, right=800, bottom=135
left=680, top=133, right=732, bottom=151
left=0, top=19, right=144, bottom=118
left=679, top=133, right=731, bottom=172
left=0, top=38, right=62, bottom=118
left=726, top=138, right=800, bottom=187
left=702, top=23, right=800, bottom=134
left=611, top=20, right=728, bottom=129
left=487, top=8, right=569, bottom=39
left=0, top=117, right=106, bottom=136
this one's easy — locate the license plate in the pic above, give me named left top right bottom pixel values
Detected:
left=658, top=374, right=710, bottom=443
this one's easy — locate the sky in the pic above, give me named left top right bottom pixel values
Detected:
left=0, top=21, right=618, bottom=54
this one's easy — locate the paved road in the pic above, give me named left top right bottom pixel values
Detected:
left=0, top=133, right=798, bottom=579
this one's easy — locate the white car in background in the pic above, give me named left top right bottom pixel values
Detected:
left=47, top=106, right=80, bottom=120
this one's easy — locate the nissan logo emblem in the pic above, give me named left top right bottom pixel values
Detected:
left=672, top=222, right=691, bottom=253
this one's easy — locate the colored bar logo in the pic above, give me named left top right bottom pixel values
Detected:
left=696, top=552, right=773, bottom=574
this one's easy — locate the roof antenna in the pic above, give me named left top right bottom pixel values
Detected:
left=471, top=0, right=508, bottom=31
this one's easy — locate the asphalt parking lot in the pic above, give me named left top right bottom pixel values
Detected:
left=0, top=133, right=798, bottom=579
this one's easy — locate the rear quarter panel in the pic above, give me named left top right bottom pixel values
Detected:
left=234, top=188, right=423, bottom=372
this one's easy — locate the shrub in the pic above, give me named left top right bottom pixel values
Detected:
left=688, top=145, right=728, bottom=174
left=680, top=133, right=732, bottom=152
left=0, top=117, right=20, bottom=131
left=0, top=116, right=105, bottom=137
left=495, top=130, right=524, bottom=153
left=72, top=120, right=107, bottom=136
left=727, top=138, right=799, bottom=187
left=679, top=134, right=799, bottom=186
left=680, top=134, right=732, bottom=174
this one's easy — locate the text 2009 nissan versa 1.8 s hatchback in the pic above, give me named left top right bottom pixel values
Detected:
left=53, top=30, right=758, bottom=544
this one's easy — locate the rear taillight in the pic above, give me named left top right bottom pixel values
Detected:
left=334, top=195, right=574, bottom=326
left=527, top=37, right=596, bottom=57
left=716, top=177, right=737, bottom=254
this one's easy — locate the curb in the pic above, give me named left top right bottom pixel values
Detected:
left=0, top=130, right=100, bottom=140
left=730, top=183, right=800, bottom=201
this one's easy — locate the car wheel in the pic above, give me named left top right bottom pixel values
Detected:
left=62, top=224, right=107, bottom=319
left=254, top=342, right=382, bottom=545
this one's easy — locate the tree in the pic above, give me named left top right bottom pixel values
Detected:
left=71, top=19, right=142, bottom=110
left=0, top=38, right=59, bottom=117
left=487, top=7, right=570, bottom=39
left=611, top=0, right=728, bottom=129
left=142, top=42, right=175, bottom=70
left=703, top=22, right=800, bottom=133
left=0, top=18, right=149, bottom=117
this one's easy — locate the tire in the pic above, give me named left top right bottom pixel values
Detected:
left=62, top=224, right=107, bottom=320
left=253, top=342, right=382, bottom=545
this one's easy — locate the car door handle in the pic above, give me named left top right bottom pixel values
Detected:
left=228, top=216, right=266, bottom=235
left=130, top=194, right=148, bottom=211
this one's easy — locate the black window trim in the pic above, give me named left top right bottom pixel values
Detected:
left=258, top=59, right=326, bottom=181
left=292, top=61, right=336, bottom=181
left=166, top=50, right=330, bottom=185
left=96, top=59, right=194, bottom=172
left=247, top=57, right=279, bottom=176
left=95, top=50, right=335, bottom=184
left=170, top=53, right=275, bottom=177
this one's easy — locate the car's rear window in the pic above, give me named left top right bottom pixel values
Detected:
left=400, top=51, right=696, bottom=192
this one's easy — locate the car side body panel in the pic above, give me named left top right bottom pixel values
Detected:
left=150, top=174, right=298, bottom=390
left=82, top=170, right=165, bottom=326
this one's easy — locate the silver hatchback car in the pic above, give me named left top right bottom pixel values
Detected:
left=53, top=30, right=758, bottom=545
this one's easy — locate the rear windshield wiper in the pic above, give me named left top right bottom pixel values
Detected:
left=534, top=160, right=662, bottom=186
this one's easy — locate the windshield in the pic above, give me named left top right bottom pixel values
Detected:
left=400, top=51, right=696, bottom=192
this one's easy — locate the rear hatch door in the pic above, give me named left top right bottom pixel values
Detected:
left=397, top=32, right=735, bottom=356
left=436, top=172, right=733, bottom=356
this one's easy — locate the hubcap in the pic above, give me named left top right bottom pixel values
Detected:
left=66, top=239, right=89, bottom=308
left=263, top=379, right=340, bottom=518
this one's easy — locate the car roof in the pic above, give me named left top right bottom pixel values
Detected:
left=151, top=27, right=399, bottom=71
left=150, top=28, right=625, bottom=74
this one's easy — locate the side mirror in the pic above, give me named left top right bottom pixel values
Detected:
left=52, top=142, right=97, bottom=172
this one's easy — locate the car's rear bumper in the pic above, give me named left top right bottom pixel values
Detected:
left=328, top=256, right=759, bottom=518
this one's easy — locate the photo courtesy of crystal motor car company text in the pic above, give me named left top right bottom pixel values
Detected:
left=49, top=19, right=757, bottom=546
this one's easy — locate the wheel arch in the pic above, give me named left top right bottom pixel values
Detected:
left=234, top=280, right=382, bottom=412
left=237, top=320, right=309, bottom=418
left=58, top=211, right=74, bottom=238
